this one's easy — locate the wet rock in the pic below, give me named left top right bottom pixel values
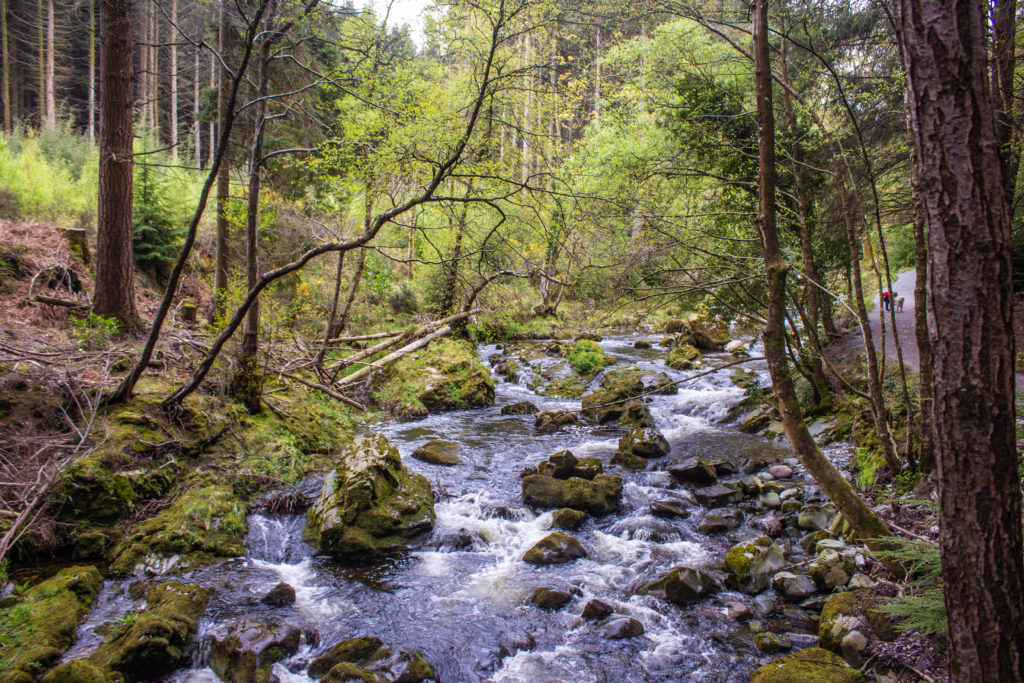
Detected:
left=495, top=359, right=522, bottom=383
left=752, top=594, right=776, bottom=616
left=726, top=601, right=752, bottom=620
left=260, top=582, right=296, bottom=608
left=529, top=587, right=572, bottom=610
left=521, top=474, right=623, bottom=515
left=697, top=509, right=743, bottom=534
left=640, top=567, right=720, bottom=604
left=649, top=493, right=691, bottom=519
left=848, top=573, right=876, bottom=590
left=537, top=450, right=601, bottom=480
left=633, top=340, right=652, bottom=349
left=619, top=401, right=656, bottom=429
left=693, top=484, right=744, bottom=508
left=725, top=536, right=786, bottom=594
left=600, top=616, right=645, bottom=639
left=39, top=660, right=111, bottom=683
left=797, top=505, right=833, bottom=531
left=374, top=338, right=494, bottom=414
left=433, top=529, right=477, bottom=551
left=311, top=637, right=434, bottom=683
left=617, top=428, right=670, bottom=458
left=208, top=619, right=302, bottom=683
left=304, top=434, right=435, bottom=558
left=410, top=440, right=462, bottom=466
left=576, top=333, right=602, bottom=343
left=779, top=487, right=803, bottom=501
left=724, top=340, right=748, bottom=356
left=754, top=632, right=793, bottom=654
left=665, top=344, right=701, bottom=370
left=669, top=457, right=717, bottom=485
left=758, top=492, right=781, bottom=509
left=496, top=629, right=536, bottom=659
left=534, top=409, right=581, bottom=433
left=819, top=590, right=896, bottom=653
left=730, top=369, right=758, bottom=388
left=581, top=367, right=672, bottom=423
left=89, top=581, right=213, bottom=681
left=610, top=450, right=648, bottom=471
left=753, top=515, right=784, bottom=538
left=523, top=532, right=587, bottom=565
left=749, top=647, right=864, bottom=683
left=771, top=572, right=817, bottom=603
left=809, top=549, right=854, bottom=590
left=737, top=407, right=773, bottom=434
left=551, top=508, right=586, bottom=531
left=581, top=599, right=614, bottom=621
left=709, top=460, right=739, bottom=476
left=501, top=401, right=538, bottom=415
left=767, top=464, right=793, bottom=479
left=841, top=630, right=870, bottom=667
left=780, top=500, right=801, bottom=515
left=309, top=636, right=385, bottom=678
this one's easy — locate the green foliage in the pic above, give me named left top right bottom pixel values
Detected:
left=387, top=281, right=418, bottom=314
left=133, top=157, right=185, bottom=281
left=873, top=535, right=946, bottom=636
left=70, top=313, right=120, bottom=351
left=568, top=339, right=607, bottom=374
left=0, top=129, right=97, bottom=223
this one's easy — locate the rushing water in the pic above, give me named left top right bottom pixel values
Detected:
left=77, top=335, right=802, bottom=682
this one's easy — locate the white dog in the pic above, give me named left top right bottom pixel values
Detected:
left=896, top=296, right=905, bottom=312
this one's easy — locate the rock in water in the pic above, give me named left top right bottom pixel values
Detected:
left=304, top=434, right=435, bottom=557
left=529, top=587, right=572, bottom=610
left=640, top=567, right=720, bottom=604
left=601, top=617, right=645, bottom=639
left=410, top=439, right=462, bottom=466
left=551, top=508, right=587, bottom=530
left=523, top=532, right=587, bottom=565
left=521, top=474, right=623, bottom=515
left=309, top=636, right=434, bottom=683
left=617, top=428, right=670, bottom=458
left=534, top=409, right=581, bottom=433
left=501, top=401, right=538, bottom=415
left=260, top=581, right=296, bottom=607
left=581, top=599, right=614, bottom=620
left=669, top=457, right=717, bottom=484
left=724, top=536, right=786, bottom=594
left=208, top=619, right=302, bottom=683
left=749, top=647, right=864, bottom=683
left=771, top=572, right=817, bottom=603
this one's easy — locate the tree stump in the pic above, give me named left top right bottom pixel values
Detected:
left=61, top=228, right=91, bottom=264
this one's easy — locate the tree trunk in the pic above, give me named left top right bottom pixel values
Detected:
left=314, top=249, right=346, bottom=373
left=169, top=0, right=178, bottom=158
left=593, top=27, right=601, bottom=125
left=1, top=0, right=10, bottom=134
left=337, top=247, right=366, bottom=336
left=993, top=0, right=1018, bottom=202
left=899, top=0, right=1024, bottom=677
left=212, top=2, right=230, bottom=321
left=44, top=0, right=53, bottom=127
left=95, top=0, right=139, bottom=329
left=87, top=0, right=95, bottom=140
left=751, top=0, right=893, bottom=550
left=36, top=0, right=43, bottom=125
left=193, top=35, right=200, bottom=166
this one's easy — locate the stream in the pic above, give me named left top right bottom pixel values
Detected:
left=73, top=335, right=806, bottom=682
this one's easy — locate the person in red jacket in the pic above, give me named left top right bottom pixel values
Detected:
left=882, top=289, right=890, bottom=311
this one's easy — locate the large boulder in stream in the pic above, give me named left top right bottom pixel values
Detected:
left=617, top=428, right=670, bottom=458
left=724, top=536, right=786, bottom=594
left=523, top=532, right=587, bottom=565
left=308, top=636, right=434, bottom=683
left=522, top=453, right=622, bottom=516
left=372, top=338, right=494, bottom=416
left=207, top=619, right=303, bottom=683
left=410, top=439, right=462, bottom=466
left=665, top=344, right=702, bottom=370
left=304, top=434, right=435, bottom=557
left=639, top=567, right=720, bottom=604
left=580, top=366, right=674, bottom=424
left=750, top=647, right=864, bottom=683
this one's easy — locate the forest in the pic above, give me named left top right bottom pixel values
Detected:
left=0, top=0, right=1019, bottom=681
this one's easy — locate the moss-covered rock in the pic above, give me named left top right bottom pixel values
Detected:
left=724, top=536, right=785, bottom=594
left=410, top=440, right=462, bottom=466
left=534, top=409, right=581, bottom=433
left=309, top=636, right=433, bottom=683
left=0, top=566, right=102, bottom=681
left=89, top=581, right=212, bottom=682
left=535, top=450, right=601, bottom=480
left=818, top=590, right=896, bottom=652
left=523, top=532, right=587, bottom=565
left=39, top=660, right=112, bottom=683
left=617, top=428, right=669, bottom=458
left=110, top=485, right=247, bottom=575
left=305, top=434, right=435, bottom=557
left=639, top=567, right=720, bottom=604
left=521, top=474, right=622, bottom=515
left=529, top=587, right=572, bottom=610
left=749, top=647, right=864, bottom=683
left=501, top=401, right=538, bottom=415
left=208, top=619, right=302, bottom=683
left=665, top=344, right=701, bottom=370
left=309, top=637, right=385, bottom=678
left=753, top=632, right=792, bottom=654
left=580, top=366, right=674, bottom=424
left=373, top=338, right=494, bottom=415
left=551, top=508, right=586, bottom=530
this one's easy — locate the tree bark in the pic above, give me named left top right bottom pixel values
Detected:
left=751, top=0, right=893, bottom=552
left=192, top=33, right=200, bottom=166
left=212, top=2, right=230, bottom=321
left=87, top=0, right=95, bottom=139
left=1, top=0, right=10, bottom=134
left=44, top=0, right=53, bottom=127
left=993, top=0, right=1018, bottom=202
left=899, top=0, right=1024, bottom=677
left=95, top=0, right=139, bottom=329
left=169, top=0, right=178, bottom=158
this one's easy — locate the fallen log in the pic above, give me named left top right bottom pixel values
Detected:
left=32, top=295, right=88, bottom=309
left=278, top=371, right=366, bottom=411
left=336, top=325, right=452, bottom=388
left=326, top=330, right=402, bottom=344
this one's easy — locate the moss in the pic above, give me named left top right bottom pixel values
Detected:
left=753, top=632, right=790, bottom=654
left=819, top=590, right=896, bottom=652
left=750, top=647, right=864, bottom=683
left=551, top=508, right=586, bottom=530
left=0, top=566, right=102, bottom=679
left=89, top=581, right=212, bottom=681
left=538, top=375, right=586, bottom=398
left=322, top=663, right=385, bottom=683
left=373, top=338, right=494, bottom=415
left=39, top=660, right=111, bottom=683
left=110, top=485, right=247, bottom=575
left=665, top=344, right=701, bottom=370
left=309, top=637, right=384, bottom=678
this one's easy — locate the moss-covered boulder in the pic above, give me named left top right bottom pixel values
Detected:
left=522, top=474, right=622, bottom=515
left=39, top=660, right=112, bottom=683
left=566, top=339, right=613, bottom=375
left=89, top=581, right=212, bottom=682
left=305, top=434, right=435, bottom=557
left=809, top=549, right=855, bottom=591
left=580, top=366, right=674, bottom=424
left=110, top=485, right=247, bottom=575
left=529, top=587, right=572, bottom=610
left=0, top=566, right=102, bottom=681
left=535, top=450, right=601, bottom=480
left=523, top=532, right=587, bottom=565
left=551, top=508, right=586, bottom=530
left=665, top=344, right=701, bottom=370
left=501, top=401, right=538, bottom=415
left=749, top=647, right=864, bottom=683
left=639, top=567, right=720, bottom=604
left=373, top=338, right=494, bottom=415
left=617, top=428, right=669, bottom=458
left=724, top=536, right=785, bottom=594
left=534, top=409, right=580, bottom=433
left=308, top=636, right=433, bottom=683
left=818, top=590, right=896, bottom=652
left=410, top=440, right=462, bottom=466
left=208, top=619, right=302, bottom=683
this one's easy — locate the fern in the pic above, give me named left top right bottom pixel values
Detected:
left=873, top=536, right=946, bottom=636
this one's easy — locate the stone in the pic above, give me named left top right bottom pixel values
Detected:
left=753, top=632, right=793, bottom=654
left=410, top=439, right=462, bottom=466
left=529, top=587, right=572, bottom=610
left=375, top=338, right=494, bottom=414
left=581, top=599, right=614, bottom=621
left=304, top=434, right=435, bottom=557
left=633, top=340, right=652, bottom=349
left=523, top=532, right=587, bottom=565
left=521, top=474, right=623, bottom=515
left=208, top=619, right=302, bottom=683
left=725, top=537, right=786, bottom=594
left=797, top=505, right=832, bottom=531
left=501, top=401, right=538, bottom=415
left=260, top=582, right=296, bottom=607
left=669, top=457, right=717, bottom=485
left=709, top=459, right=739, bottom=476
left=610, top=450, right=648, bottom=471
left=841, top=630, right=870, bottom=668
left=649, top=493, right=691, bottom=519
left=600, top=616, right=645, bottom=639
left=724, top=340, right=747, bottom=355
left=640, top=567, right=720, bottom=604
left=780, top=500, right=801, bottom=515
left=619, top=401, right=656, bottom=429
left=434, top=529, right=476, bottom=551
left=693, top=484, right=744, bottom=508
left=580, top=366, right=671, bottom=423
left=536, top=450, right=602, bottom=480
left=848, top=573, right=876, bottom=590
left=697, top=509, right=743, bottom=535
left=40, top=661, right=112, bottom=683
left=726, top=601, right=752, bottom=620
left=758, top=492, right=781, bottom=509
left=809, top=549, right=854, bottom=591
left=312, top=639, right=434, bottom=683
left=665, top=344, right=702, bottom=370
left=819, top=591, right=896, bottom=653
left=754, top=515, right=783, bottom=538
left=767, top=465, right=793, bottom=479
left=752, top=594, right=776, bottom=616
left=617, top=428, right=670, bottom=458
left=534, top=409, right=581, bottom=433
left=309, top=637, right=385, bottom=678
left=771, top=572, right=817, bottom=603
left=779, top=487, right=803, bottom=501
left=750, top=647, right=864, bottom=683
left=551, top=508, right=586, bottom=530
